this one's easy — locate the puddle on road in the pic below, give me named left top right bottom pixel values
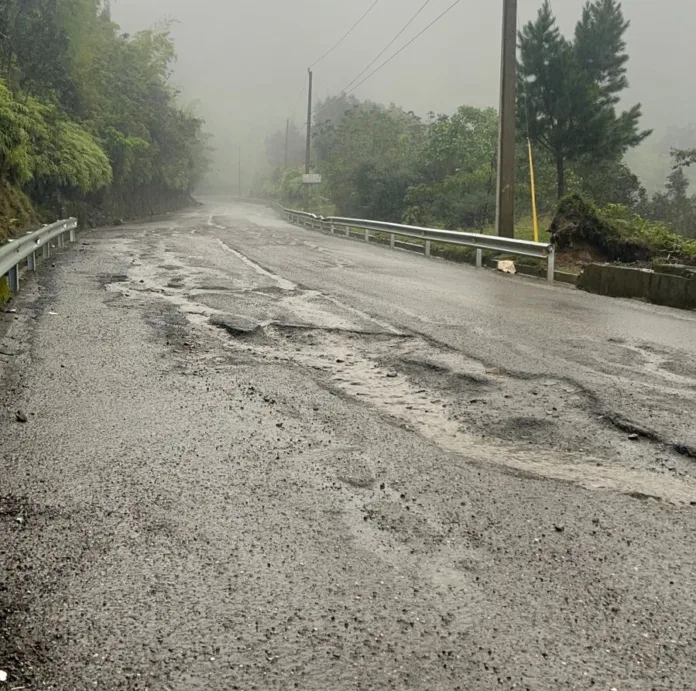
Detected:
left=103, top=236, right=696, bottom=506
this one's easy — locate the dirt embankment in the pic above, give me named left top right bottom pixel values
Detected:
left=550, top=194, right=696, bottom=269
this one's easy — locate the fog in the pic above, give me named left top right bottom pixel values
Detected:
left=113, top=0, right=696, bottom=191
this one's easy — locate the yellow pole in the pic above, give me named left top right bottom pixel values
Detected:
left=527, top=138, right=539, bottom=243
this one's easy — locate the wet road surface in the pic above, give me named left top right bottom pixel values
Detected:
left=2, top=200, right=696, bottom=690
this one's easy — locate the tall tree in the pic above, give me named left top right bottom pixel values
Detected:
left=574, top=0, right=629, bottom=104
left=518, top=0, right=650, bottom=198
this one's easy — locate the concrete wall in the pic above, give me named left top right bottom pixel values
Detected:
left=578, top=264, right=696, bottom=310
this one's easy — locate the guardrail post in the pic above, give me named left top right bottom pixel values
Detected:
left=330, top=223, right=335, bottom=234
left=425, top=240, right=431, bottom=258
left=8, top=266, right=19, bottom=292
left=345, top=227, right=350, bottom=238
left=476, top=249, right=483, bottom=268
left=364, top=229, right=370, bottom=242
left=390, top=233, right=395, bottom=250
left=547, top=247, right=556, bottom=283
left=69, top=228, right=76, bottom=242
left=27, top=251, right=36, bottom=272
left=57, top=233, right=64, bottom=249
left=42, top=242, right=50, bottom=259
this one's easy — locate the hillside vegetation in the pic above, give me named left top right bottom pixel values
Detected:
left=258, top=0, right=696, bottom=262
left=0, top=0, right=209, bottom=243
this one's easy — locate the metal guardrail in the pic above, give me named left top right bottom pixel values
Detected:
left=217, top=197, right=557, bottom=281
left=0, top=218, right=78, bottom=293
left=277, top=205, right=556, bottom=282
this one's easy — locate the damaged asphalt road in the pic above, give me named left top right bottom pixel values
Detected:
left=1, top=200, right=696, bottom=690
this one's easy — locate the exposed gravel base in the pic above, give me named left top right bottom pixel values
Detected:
left=2, top=202, right=696, bottom=690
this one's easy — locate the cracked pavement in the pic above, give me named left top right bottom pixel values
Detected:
left=1, top=200, right=696, bottom=690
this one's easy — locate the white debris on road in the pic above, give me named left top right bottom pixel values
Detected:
left=497, top=259, right=517, bottom=274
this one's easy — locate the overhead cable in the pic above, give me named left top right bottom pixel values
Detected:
left=309, top=0, right=382, bottom=69
left=345, top=0, right=463, bottom=95
left=340, top=0, right=435, bottom=95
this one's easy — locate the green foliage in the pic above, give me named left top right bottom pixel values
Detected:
left=640, top=150, right=696, bottom=239
left=0, top=80, right=110, bottom=194
left=574, top=159, right=646, bottom=208
left=574, top=0, right=630, bottom=103
left=20, top=99, right=112, bottom=193
left=256, top=167, right=306, bottom=207
left=281, top=169, right=305, bottom=206
left=519, top=0, right=650, bottom=198
left=405, top=167, right=494, bottom=229
left=252, top=0, right=672, bottom=250
left=0, top=1, right=209, bottom=227
left=313, top=94, right=377, bottom=163
left=671, top=146, right=696, bottom=171
left=310, top=100, right=500, bottom=227
left=0, top=80, right=32, bottom=184
left=404, top=107, right=498, bottom=228
left=551, top=194, right=696, bottom=262
left=315, top=103, right=424, bottom=221
left=0, top=179, right=36, bottom=244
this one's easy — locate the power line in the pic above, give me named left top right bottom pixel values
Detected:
left=309, top=0, right=382, bottom=69
left=345, top=0, right=463, bottom=96
left=340, top=0, right=435, bottom=95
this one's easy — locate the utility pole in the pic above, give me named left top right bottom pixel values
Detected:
left=238, top=146, right=242, bottom=197
left=304, top=69, right=313, bottom=211
left=495, top=0, right=517, bottom=238
left=284, top=118, right=290, bottom=170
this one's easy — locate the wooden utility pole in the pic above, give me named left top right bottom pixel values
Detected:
left=305, top=70, right=313, bottom=176
left=238, top=146, right=242, bottom=197
left=284, top=118, right=290, bottom=170
left=495, top=0, right=517, bottom=238
left=304, top=69, right=313, bottom=211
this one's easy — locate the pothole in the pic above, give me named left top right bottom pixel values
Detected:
left=213, top=322, right=696, bottom=504
left=101, top=248, right=696, bottom=504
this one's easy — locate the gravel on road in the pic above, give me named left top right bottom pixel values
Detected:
left=2, top=201, right=696, bottom=690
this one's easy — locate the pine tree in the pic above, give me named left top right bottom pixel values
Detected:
left=575, top=0, right=630, bottom=104
left=518, top=0, right=650, bottom=198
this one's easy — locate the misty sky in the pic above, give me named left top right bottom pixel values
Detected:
left=113, top=0, right=695, bottom=186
